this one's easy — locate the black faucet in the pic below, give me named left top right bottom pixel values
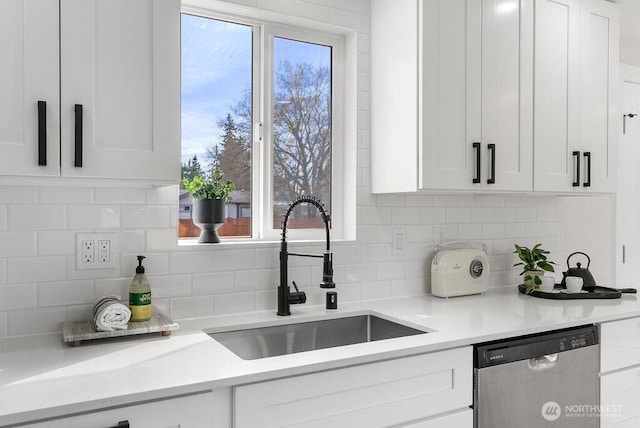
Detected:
left=278, top=195, right=335, bottom=316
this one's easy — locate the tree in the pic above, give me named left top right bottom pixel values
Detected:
left=181, top=155, right=204, bottom=189
left=222, top=59, right=332, bottom=220
left=207, top=113, right=250, bottom=191
left=272, top=60, right=331, bottom=218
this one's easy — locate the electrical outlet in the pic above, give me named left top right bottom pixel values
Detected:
left=82, top=240, right=95, bottom=263
left=433, top=227, right=446, bottom=245
left=98, top=240, right=111, bottom=262
left=76, top=233, right=116, bottom=270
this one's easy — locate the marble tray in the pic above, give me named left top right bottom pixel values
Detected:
left=62, top=312, right=179, bottom=346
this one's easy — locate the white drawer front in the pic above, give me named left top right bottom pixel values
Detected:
left=601, top=367, right=640, bottom=427
left=600, top=317, right=640, bottom=372
left=400, top=408, right=472, bottom=428
left=22, top=391, right=218, bottom=428
left=234, top=346, right=472, bottom=428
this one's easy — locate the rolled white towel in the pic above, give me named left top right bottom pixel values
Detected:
left=93, top=295, right=131, bottom=332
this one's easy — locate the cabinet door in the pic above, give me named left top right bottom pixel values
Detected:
left=533, top=0, right=580, bottom=192
left=400, top=408, right=472, bottom=428
left=60, top=0, right=180, bottom=181
left=0, top=0, right=60, bottom=176
left=421, top=0, right=532, bottom=191
left=234, top=347, right=472, bottom=428
left=601, top=368, right=640, bottom=428
left=421, top=0, right=480, bottom=191
left=578, top=0, right=618, bottom=193
left=371, top=0, right=419, bottom=193
left=480, top=0, right=534, bottom=191
left=22, top=391, right=219, bottom=428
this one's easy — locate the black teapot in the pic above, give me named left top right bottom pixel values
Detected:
left=561, top=252, right=597, bottom=291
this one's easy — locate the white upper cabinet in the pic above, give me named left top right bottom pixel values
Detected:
left=372, top=0, right=533, bottom=193
left=0, top=0, right=180, bottom=182
left=0, top=0, right=60, bottom=176
left=534, top=0, right=618, bottom=192
left=372, top=0, right=617, bottom=195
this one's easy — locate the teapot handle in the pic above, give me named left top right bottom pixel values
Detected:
left=567, top=251, right=591, bottom=268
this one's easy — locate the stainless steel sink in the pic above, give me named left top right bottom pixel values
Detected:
left=207, top=314, right=428, bottom=360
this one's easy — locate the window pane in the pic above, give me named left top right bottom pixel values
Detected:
left=180, top=14, right=253, bottom=238
left=272, top=37, right=332, bottom=230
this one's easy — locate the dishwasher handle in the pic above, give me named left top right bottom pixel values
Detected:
left=528, top=353, right=558, bottom=370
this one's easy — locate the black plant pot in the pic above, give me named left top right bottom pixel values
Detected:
left=194, top=198, right=225, bottom=243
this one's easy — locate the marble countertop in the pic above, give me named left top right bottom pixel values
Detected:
left=2, top=286, right=640, bottom=426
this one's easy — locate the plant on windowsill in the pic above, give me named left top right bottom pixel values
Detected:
left=182, top=167, right=235, bottom=243
left=513, top=244, right=556, bottom=294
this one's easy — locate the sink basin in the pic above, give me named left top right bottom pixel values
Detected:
left=207, top=314, right=428, bottom=360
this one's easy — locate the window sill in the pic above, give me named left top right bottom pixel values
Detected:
left=177, top=236, right=354, bottom=249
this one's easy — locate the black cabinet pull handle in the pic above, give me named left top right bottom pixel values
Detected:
left=487, top=143, right=496, bottom=184
left=74, top=104, right=83, bottom=167
left=583, top=151, right=591, bottom=187
left=572, top=151, right=580, bottom=187
left=472, top=142, right=481, bottom=184
left=109, top=421, right=129, bottom=428
left=37, top=101, right=47, bottom=166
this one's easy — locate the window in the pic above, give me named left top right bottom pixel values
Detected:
left=180, top=10, right=343, bottom=242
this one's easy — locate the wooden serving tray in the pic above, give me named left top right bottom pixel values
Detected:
left=62, top=312, right=178, bottom=346
left=517, top=284, right=634, bottom=300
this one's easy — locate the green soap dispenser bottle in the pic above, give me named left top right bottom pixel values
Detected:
left=129, top=255, right=152, bottom=321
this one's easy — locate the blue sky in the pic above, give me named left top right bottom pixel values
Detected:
left=181, top=13, right=331, bottom=168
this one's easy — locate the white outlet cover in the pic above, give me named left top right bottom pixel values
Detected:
left=76, top=233, right=117, bottom=270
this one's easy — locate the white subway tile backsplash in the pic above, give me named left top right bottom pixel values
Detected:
left=420, top=207, right=446, bottom=224
left=446, top=207, right=471, bottom=224
left=8, top=205, right=66, bottom=230
left=37, top=231, right=76, bottom=256
left=147, top=229, right=179, bottom=251
left=193, top=272, right=236, bottom=295
left=255, top=289, right=278, bottom=311
left=38, top=187, right=93, bottom=204
left=146, top=274, right=192, bottom=298
left=0, top=259, right=5, bottom=284
left=0, top=231, right=37, bottom=258
left=38, top=280, right=94, bottom=307
left=0, top=205, right=7, bottom=230
left=7, top=256, right=66, bottom=283
left=169, top=251, right=213, bottom=274
left=68, top=205, right=120, bottom=229
left=171, top=296, right=214, bottom=319
left=0, top=186, right=37, bottom=204
left=235, top=269, right=276, bottom=291
left=95, top=188, right=146, bottom=204
left=0, top=283, right=37, bottom=311
left=115, top=230, right=146, bottom=254
left=94, top=278, right=130, bottom=301
left=122, top=206, right=171, bottom=228
left=215, top=292, right=256, bottom=315
left=392, top=207, right=420, bottom=225
left=214, top=249, right=256, bottom=271
left=8, top=307, right=67, bottom=336
left=0, top=312, right=6, bottom=337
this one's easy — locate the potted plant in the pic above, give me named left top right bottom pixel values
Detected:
left=513, top=244, right=556, bottom=294
left=182, top=167, right=235, bottom=243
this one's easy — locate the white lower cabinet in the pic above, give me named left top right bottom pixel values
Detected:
left=600, top=318, right=640, bottom=427
left=234, top=347, right=472, bottom=428
left=22, top=390, right=226, bottom=428
left=400, top=409, right=472, bottom=428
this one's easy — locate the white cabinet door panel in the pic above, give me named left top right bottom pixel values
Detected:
left=400, top=409, right=472, bottom=428
left=534, top=0, right=580, bottom=191
left=600, top=317, right=640, bottom=373
left=234, top=347, right=472, bottom=428
left=579, top=0, right=618, bottom=192
left=601, top=368, right=640, bottom=428
left=60, top=0, right=180, bottom=180
left=23, top=391, right=219, bottom=428
left=0, top=0, right=60, bottom=176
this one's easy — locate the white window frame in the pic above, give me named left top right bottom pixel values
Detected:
left=180, top=6, right=345, bottom=243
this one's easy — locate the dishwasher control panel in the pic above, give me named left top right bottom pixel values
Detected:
left=475, top=324, right=598, bottom=368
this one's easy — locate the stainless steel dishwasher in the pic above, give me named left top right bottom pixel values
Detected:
left=474, top=325, right=599, bottom=428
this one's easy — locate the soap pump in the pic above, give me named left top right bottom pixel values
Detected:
left=129, top=255, right=152, bottom=321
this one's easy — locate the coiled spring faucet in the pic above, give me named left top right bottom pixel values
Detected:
left=278, top=195, right=335, bottom=316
